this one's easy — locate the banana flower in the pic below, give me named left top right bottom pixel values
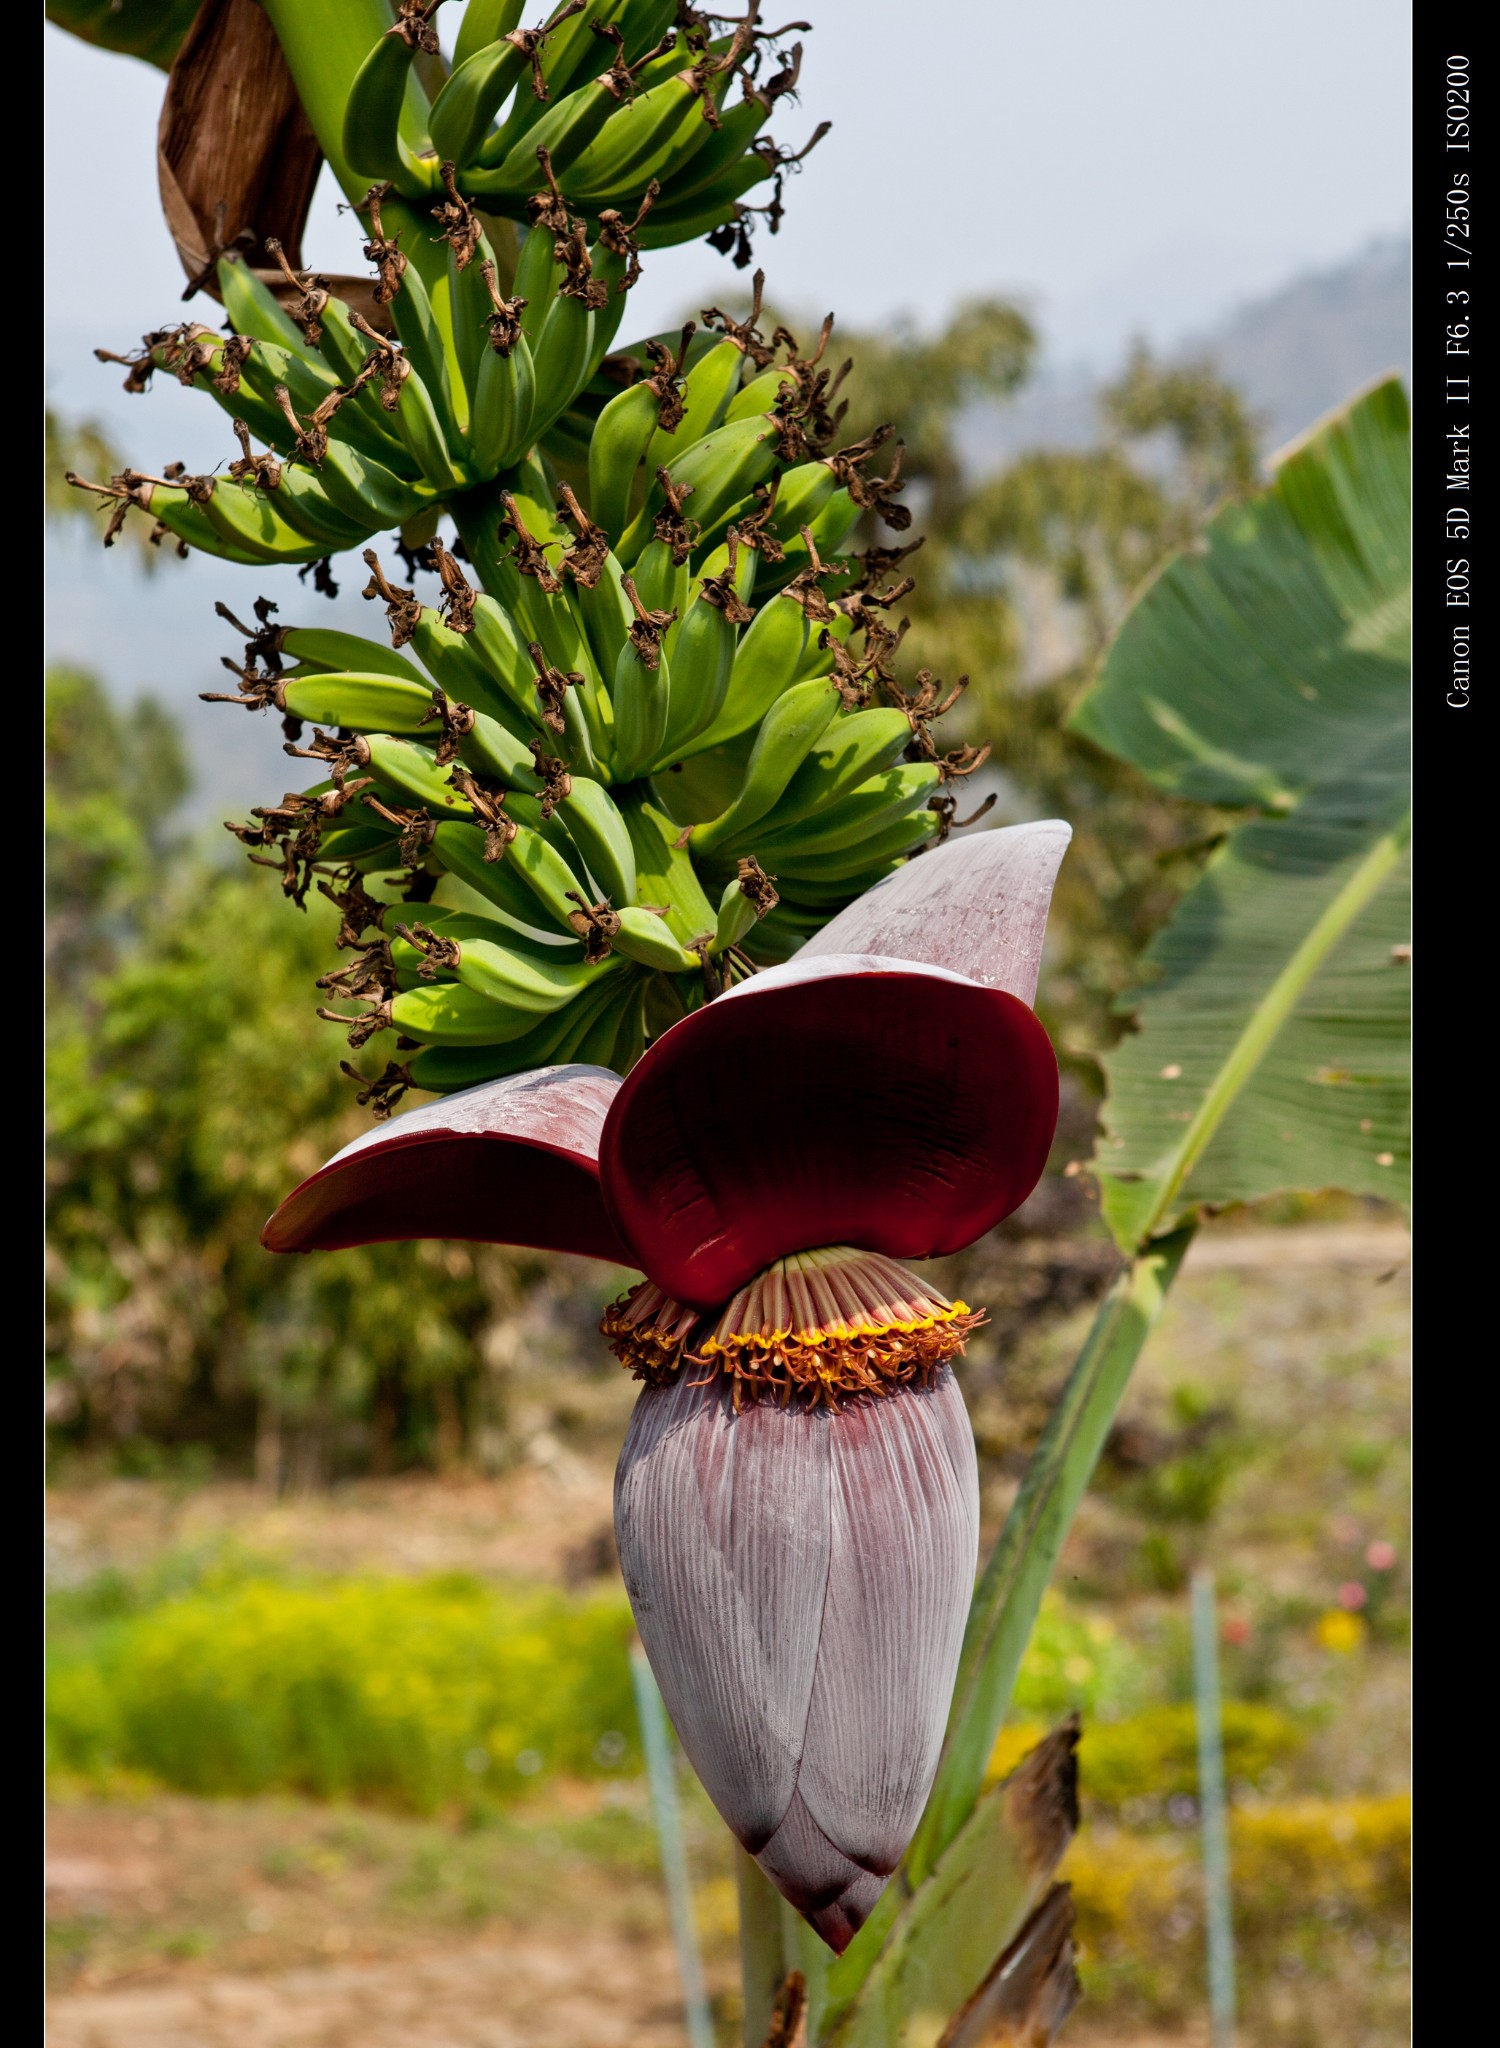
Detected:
left=264, top=820, right=1070, bottom=1950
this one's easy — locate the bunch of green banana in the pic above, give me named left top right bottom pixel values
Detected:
left=324, top=0, right=823, bottom=241
left=70, top=164, right=666, bottom=565
left=69, top=0, right=834, bottom=568
left=202, top=291, right=991, bottom=1104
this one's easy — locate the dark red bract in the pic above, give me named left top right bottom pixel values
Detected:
left=262, top=1066, right=627, bottom=1261
left=598, top=957, right=1060, bottom=1310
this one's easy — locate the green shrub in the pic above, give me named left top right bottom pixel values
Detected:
left=48, top=1568, right=639, bottom=1811
left=1006, top=1590, right=1156, bottom=1722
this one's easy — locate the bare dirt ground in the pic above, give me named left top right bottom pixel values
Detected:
left=47, top=1223, right=1408, bottom=2048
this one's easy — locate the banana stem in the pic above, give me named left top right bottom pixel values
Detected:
left=260, top=0, right=398, bottom=204
left=910, top=1225, right=1196, bottom=1881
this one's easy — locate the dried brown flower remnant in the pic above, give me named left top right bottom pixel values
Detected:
left=479, top=259, right=527, bottom=355
left=622, top=576, right=677, bottom=669
left=358, top=183, right=408, bottom=303
left=361, top=548, right=424, bottom=646
left=557, top=485, right=610, bottom=588
left=528, top=741, right=573, bottom=819
left=341, top=1059, right=413, bottom=1120
left=651, top=468, right=701, bottom=563
left=447, top=772, right=517, bottom=862
left=431, top=161, right=483, bottom=272
left=528, top=642, right=586, bottom=736
left=503, top=495, right=563, bottom=592
left=418, top=688, right=477, bottom=767
left=565, top=892, right=622, bottom=963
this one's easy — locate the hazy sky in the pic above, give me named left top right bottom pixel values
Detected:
left=44, top=1, right=1410, bottom=813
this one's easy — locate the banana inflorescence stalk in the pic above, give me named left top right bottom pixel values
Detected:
left=68, top=1, right=992, bottom=1113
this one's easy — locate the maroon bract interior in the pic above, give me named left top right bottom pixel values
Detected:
left=261, top=1065, right=631, bottom=1264
left=598, top=963, right=1059, bottom=1309
left=262, top=1131, right=631, bottom=1262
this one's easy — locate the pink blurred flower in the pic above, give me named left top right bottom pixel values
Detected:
left=1365, top=1541, right=1397, bottom=1571
left=1221, top=1615, right=1252, bottom=1646
left=1337, top=1581, right=1368, bottom=1611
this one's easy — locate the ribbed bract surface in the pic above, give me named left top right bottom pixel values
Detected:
left=614, top=1367, right=979, bottom=1951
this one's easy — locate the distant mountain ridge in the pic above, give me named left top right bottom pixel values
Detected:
left=964, top=235, right=1412, bottom=472
left=1202, top=235, right=1410, bottom=452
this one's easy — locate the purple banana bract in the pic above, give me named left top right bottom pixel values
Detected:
left=261, top=821, right=1072, bottom=1949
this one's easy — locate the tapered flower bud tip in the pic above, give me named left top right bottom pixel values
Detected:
left=614, top=1361, right=980, bottom=1951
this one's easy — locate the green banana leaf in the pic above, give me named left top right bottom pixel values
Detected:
left=46, top=0, right=202, bottom=70
left=762, top=378, right=1412, bottom=2047
left=1069, top=376, right=1411, bottom=1251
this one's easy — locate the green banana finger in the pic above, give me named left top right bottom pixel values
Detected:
left=362, top=735, right=475, bottom=818
left=559, top=776, right=636, bottom=905
left=392, top=981, right=564, bottom=1046
left=747, top=764, right=940, bottom=862
left=587, top=377, right=659, bottom=540
left=203, top=477, right=346, bottom=561
left=448, top=934, right=618, bottom=1015
left=609, top=632, right=671, bottom=782
left=453, top=0, right=527, bottom=69
left=530, top=291, right=596, bottom=445
left=388, top=265, right=465, bottom=447
left=342, top=21, right=440, bottom=192
left=649, top=93, right=768, bottom=210
left=709, top=873, right=763, bottom=956
left=457, top=712, right=547, bottom=792
left=282, top=672, right=437, bottom=733
left=399, top=609, right=532, bottom=731
left=428, top=37, right=530, bottom=168
left=395, top=905, right=584, bottom=964
left=431, top=820, right=572, bottom=932
left=279, top=629, right=427, bottom=683
left=308, top=823, right=402, bottom=868
left=515, top=223, right=566, bottom=349
left=481, top=73, right=619, bottom=192
left=147, top=481, right=324, bottom=566
left=471, top=320, right=537, bottom=474
left=768, top=808, right=945, bottom=882
left=467, top=594, right=552, bottom=719
left=610, top=906, right=699, bottom=972
left=688, top=679, right=841, bottom=857
left=216, top=252, right=311, bottom=356
left=381, top=360, right=467, bottom=488
left=404, top=977, right=621, bottom=1091
left=315, top=441, right=437, bottom=530
left=682, top=591, right=808, bottom=756
left=644, top=337, right=741, bottom=472
left=721, top=365, right=792, bottom=427
left=619, top=412, right=778, bottom=563
left=506, top=820, right=594, bottom=926
left=622, top=795, right=717, bottom=944
left=792, top=607, right=851, bottom=683
left=252, top=467, right=374, bottom=550
left=747, top=707, right=916, bottom=834
left=566, top=548, right=634, bottom=680
left=656, top=536, right=757, bottom=760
